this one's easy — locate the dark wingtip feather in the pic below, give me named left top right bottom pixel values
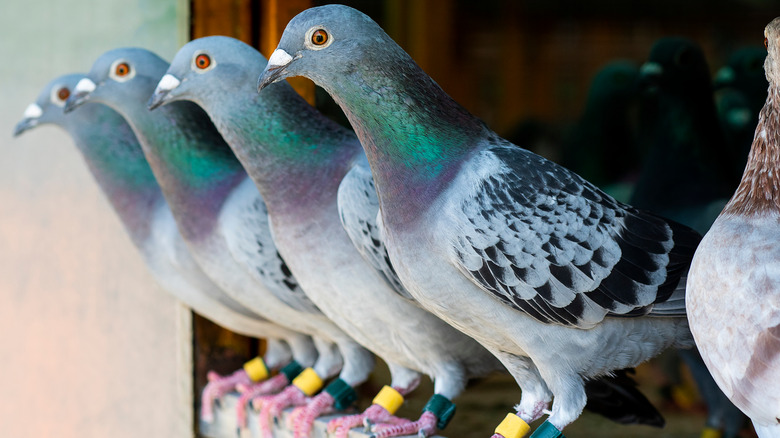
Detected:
left=584, top=369, right=666, bottom=427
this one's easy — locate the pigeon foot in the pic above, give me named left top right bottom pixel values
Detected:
left=236, top=373, right=289, bottom=428
left=328, top=403, right=410, bottom=438
left=370, top=411, right=437, bottom=438
left=255, top=385, right=308, bottom=438
left=200, top=368, right=252, bottom=423
left=288, top=391, right=336, bottom=438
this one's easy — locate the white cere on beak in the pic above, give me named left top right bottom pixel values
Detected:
left=23, top=103, right=43, bottom=119
left=267, top=49, right=293, bottom=69
left=74, top=78, right=97, bottom=94
left=715, top=66, right=736, bottom=84
left=157, top=74, right=181, bottom=91
left=639, top=62, right=663, bottom=76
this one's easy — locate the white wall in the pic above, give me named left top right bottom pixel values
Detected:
left=0, top=1, right=192, bottom=437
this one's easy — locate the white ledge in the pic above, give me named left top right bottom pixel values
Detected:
left=199, top=392, right=444, bottom=438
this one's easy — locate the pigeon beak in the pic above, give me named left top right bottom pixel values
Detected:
left=148, top=74, right=181, bottom=111
left=13, top=118, right=38, bottom=137
left=713, top=66, right=735, bottom=90
left=639, top=62, right=663, bottom=78
left=13, top=104, right=43, bottom=136
left=637, top=62, right=663, bottom=92
left=257, top=49, right=294, bottom=92
left=64, top=78, right=97, bottom=113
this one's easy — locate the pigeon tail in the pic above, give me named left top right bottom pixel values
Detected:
left=583, top=369, right=665, bottom=427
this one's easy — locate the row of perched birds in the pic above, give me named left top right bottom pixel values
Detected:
left=14, top=5, right=780, bottom=438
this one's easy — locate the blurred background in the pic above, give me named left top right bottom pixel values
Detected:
left=1, top=0, right=779, bottom=437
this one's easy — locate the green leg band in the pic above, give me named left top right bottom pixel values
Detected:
left=529, top=420, right=565, bottom=438
left=279, top=360, right=304, bottom=382
left=423, top=394, right=456, bottom=430
left=324, top=378, right=357, bottom=410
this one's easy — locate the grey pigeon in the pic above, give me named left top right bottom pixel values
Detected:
left=687, top=18, right=780, bottom=438
left=560, top=60, right=640, bottom=200
left=13, top=73, right=318, bottom=423
left=62, top=48, right=372, bottom=431
left=633, top=37, right=738, bottom=233
left=258, top=5, right=700, bottom=437
left=148, top=36, right=503, bottom=438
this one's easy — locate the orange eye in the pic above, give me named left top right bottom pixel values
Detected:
left=765, top=37, right=769, bottom=48
left=195, top=54, right=211, bottom=69
left=115, top=62, right=131, bottom=77
left=57, top=87, right=70, bottom=101
left=311, top=29, right=329, bottom=46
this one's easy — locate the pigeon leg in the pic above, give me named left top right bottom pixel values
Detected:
left=489, top=353, right=552, bottom=438
left=490, top=350, right=552, bottom=423
left=291, top=343, right=375, bottom=437
left=370, top=376, right=462, bottom=438
left=202, top=355, right=273, bottom=424
left=329, top=365, right=421, bottom=437
left=200, top=339, right=297, bottom=424
left=528, top=373, right=586, bottom=437
left=200, top=368, right=253, bottom=423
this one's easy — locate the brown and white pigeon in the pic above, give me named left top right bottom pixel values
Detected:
left=687, top=17, right=780, bottom=438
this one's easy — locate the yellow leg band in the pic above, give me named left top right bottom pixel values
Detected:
left=372, top=385, right=404, bottom=415
left=243, top=357, right=269, bottom=382
left=495, top=413, right=531, bottom=438
left=700, top=427, right=723, bottom=438
left=291, top=367, right=323, bottom=396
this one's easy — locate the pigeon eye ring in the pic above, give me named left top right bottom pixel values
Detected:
left=305, top=26, right=333, bottom=50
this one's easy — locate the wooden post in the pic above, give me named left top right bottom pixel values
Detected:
left=191, top=0, right=254, bottom=43
left=258, top=0, right=315, bottom=104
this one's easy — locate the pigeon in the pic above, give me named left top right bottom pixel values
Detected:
left=258, top=5, right=701, bottom=437
left=62, top=48, right=374, bottom=433
left=560, top=60, right=641, bottom=202
left=13, top=73, right=319, bottom=423
left=633, top=38, right=749, bottom=437
left=714, top=46, right=769, bottom=180
left=632, top=37, right=740, bottom=232
left=686, top=18, right=780, bottom=438
left=630, top=37, right=737, bottom=232
left=148, top=35, right=506, bottom=438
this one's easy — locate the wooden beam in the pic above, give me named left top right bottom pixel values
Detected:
left=191, top=0, right=254, bottom=43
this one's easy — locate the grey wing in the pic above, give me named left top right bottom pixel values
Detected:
left=222, top=186, right=321, bottom=314
left=450, top=145, right=700, bottom=328
left=338, top=162, right=414, bottom=300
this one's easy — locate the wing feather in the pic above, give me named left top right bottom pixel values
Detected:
left=221, top=182, right=320, bottom=314
left=338, top=161, right=415, bottom=300
left=449, top=144, right=701, bottom=328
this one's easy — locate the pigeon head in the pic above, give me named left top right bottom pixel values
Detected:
left=65, top=47, right=168, bottom=115
left=149, top=36, right=266, bottom=111
left=639, top=38, right=712, bottom=99
left=714, top=47, right=767, bottom=92
left=257, top=5, right=397, bottom=92
left=764, top=17, right=780, bottom=85
left=14, top=73, right=85, bottom=136
left=585, top=61, right=639, bottom=109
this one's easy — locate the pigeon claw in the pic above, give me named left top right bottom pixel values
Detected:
left=256, top=385, right=308, bottom=438
left=290, top=391, right=336, bottom=438
left=328, top=404, right=409, bottom=438
left=236, top=373, right=289, bottom=428
left=369, top=411, right=437, bottom=438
